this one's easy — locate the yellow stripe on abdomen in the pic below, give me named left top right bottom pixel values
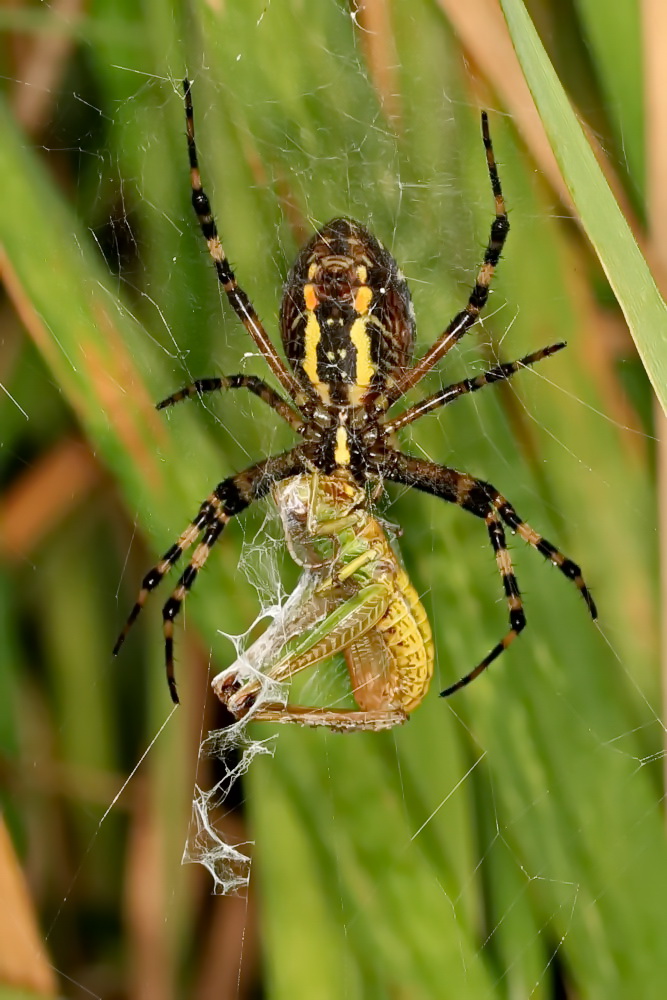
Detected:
left=349, top=317, right=375, bottom=388
left=302, top=310, right=331, bottom=402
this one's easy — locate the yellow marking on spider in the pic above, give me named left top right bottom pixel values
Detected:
left=350, top=317, right=375, bottom=387
left=304, top=282, right=318, bottom=311
left=334, top=425, right=351, bottom=466
left=497, top=548, right=513, bottom=574
left=205, top=235, right=225, bottom=263
left=303, top=311, right=321, bottom=385
left=356, top=265, right=368, bottom=283
left=302, top=311, right=330, bottom=403
left=307, top=262, right=318, bottom=280
left=354, top=285, right=373, bottom=314
left=348, top=384, right=367, bottom=406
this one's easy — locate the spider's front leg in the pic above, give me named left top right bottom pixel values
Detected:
left=113, top=448, right=305, bottom=703
left=384, top=112, right=510, bottom=407
left=384, top=452, right=596, bottom=695
left=183, top=79, right=307, bottom=407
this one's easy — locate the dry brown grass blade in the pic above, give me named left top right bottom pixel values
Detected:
left=354, top=0, right=402, bottom=125
left=0, top=438, right=101, bottom=562
left=438, top=0, right=667, bottom=288
left=0, top=754, right=128, bottom=809
left=124, top=780, right=173, bottom=1000
left=0, top=247, right=168, bottom=494
left=437, top=0, right=569, bottom=198
left=11, top=0, right=84, bottom=135
left=644, top=0, right=667, bottom=236
left=194, top=819, right=259, bottom=1000
left=0, top=818, right=56, bottom=996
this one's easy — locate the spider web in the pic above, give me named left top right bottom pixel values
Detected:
left=2, top=5, right=665, bottom=998
left=183, top=514, right=329, bottom=895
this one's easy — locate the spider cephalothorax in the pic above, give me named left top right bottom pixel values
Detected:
left=113, top=79, right=596, bottom=724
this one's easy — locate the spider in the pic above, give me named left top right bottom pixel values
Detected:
left=113, top=79, right=596, bottom=714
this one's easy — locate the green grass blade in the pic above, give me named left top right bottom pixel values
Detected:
left=573, top=0, right=644, bottom=197
left=1, top=1, right=665, bottom=995
left=501, top=0, right=667, bottom=411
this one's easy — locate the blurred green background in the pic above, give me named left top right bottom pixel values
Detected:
left=1, top=0, right=666, bottom=998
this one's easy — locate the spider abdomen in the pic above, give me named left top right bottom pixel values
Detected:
left=280, top=217, right=416, bottom=406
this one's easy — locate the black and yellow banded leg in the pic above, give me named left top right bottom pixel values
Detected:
left=113, top=447, right=306, bottom=702
left=440, top=513, right=525, bottom=697
left=162, top=512, right=228, bottom=703
left=156, top=373, right=305, bottom=433
left=492, top=495, right=597, bottom=619
left=112, top=497, right=218, bottom=656
left=158, top=447, right=305, bottom=702
left=385, top=452, right=596, bottom=693
left=183, top=79, right=305, bottom=405
left=385, top=343, right=565, bottom=434
left=384, top=112, right=510, bottom=407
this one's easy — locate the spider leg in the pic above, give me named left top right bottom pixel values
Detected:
left=114, top=447, right=305, bottom=704
left=183, top=79, right=306, bottom=407
left=383, top=112, right=509, bottom=407
left=112, top=497, right=217, bottom=655
left=383, top=452, right=596, bottom=693
left=440, top=513, right=525, bottom=696
left=385, top=343, right=565, bottom=434
left=156, top=373, right=305, bottom=433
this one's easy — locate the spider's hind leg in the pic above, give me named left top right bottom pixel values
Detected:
left=494, top=494, right=597, bottom=618
left=384, top=452, right=596, bottom=696
left=161, top=504, right=229, bottom=703
left=114, top=448, right=305, bottom=704
left=112, top=497, right=217, bottom=656
left=440, top=511, right=525, bottom=697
